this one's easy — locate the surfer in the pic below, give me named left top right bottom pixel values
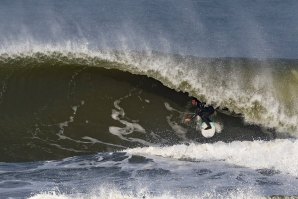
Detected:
left=185, top=98, right=215, bottom=130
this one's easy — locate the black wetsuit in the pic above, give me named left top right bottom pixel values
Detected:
left=192, top=102, right=215, bottom=128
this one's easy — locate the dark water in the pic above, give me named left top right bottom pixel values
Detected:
left=0, top=61, right=274, bottom=162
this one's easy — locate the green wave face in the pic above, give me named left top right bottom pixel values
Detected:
left=0, top=49, right=297, bottom=162
left=2, top=50, right=297, bottom=131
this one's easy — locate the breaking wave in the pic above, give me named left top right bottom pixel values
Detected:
left=1, top=42, right=297, bottom=135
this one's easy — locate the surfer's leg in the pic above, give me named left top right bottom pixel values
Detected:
left=205, top=109, right=214, bottom=122
left=201, top=113, right=212, bottom=130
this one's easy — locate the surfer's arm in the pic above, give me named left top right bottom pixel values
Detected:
left=191, top=104, right=206, bottom=119
left=190, top=110, right=198, bottom=120
left=184, top=112, right=197, bottom=124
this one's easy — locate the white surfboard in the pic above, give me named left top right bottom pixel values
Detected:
left=194, top=116, right=222, bottom=138
left=200, top=122, right=216, bottom=138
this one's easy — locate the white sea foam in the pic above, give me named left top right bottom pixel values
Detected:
left=28, top=186, right=264, bottom=199
left=125, top=139, right=298, bottom=177
left=109, top=92, right=155, bottom=146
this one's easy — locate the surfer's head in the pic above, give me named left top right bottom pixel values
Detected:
left=191, top=97, right=200, bottom=106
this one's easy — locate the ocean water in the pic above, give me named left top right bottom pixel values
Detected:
left=0, top=1, right=297, bottom=198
